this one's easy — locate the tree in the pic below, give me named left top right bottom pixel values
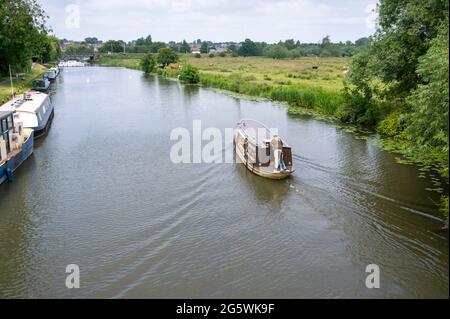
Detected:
left=267, top=44, right=289, bottom=59
left=406, top=19, right=449, bottom=154
left=0, top=0, right=49, bottom=74
left=200, top=41, right=209, bottom=53
left=157, top=48, right=178, bottom=67
left=179, top=40, right=190, bottom=53
left=238, top=39, right=259, bottom=56
left=99, top=40, right=125, bottom=53
left=179, top=64, right=200, bottom=84
left=64, top=44, right=94, bottom=55
left=355, top=37, right=370, bottom=46
left=141, top=53, right=156, bottom=74
left=85, top=37, right=99, bottom=45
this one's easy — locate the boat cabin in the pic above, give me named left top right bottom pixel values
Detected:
left=235, top=119, right=294, bottom=179
left=0, top=111, right=15, bottom=162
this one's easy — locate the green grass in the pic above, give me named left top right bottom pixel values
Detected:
left=0, top=63, right=48, bottom=104
left=96, top=54, right=142, bottom=70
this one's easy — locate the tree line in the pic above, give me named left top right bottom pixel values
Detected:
left=0, top=0, right=61, bottom=76
left=95, top=35, right=369, bottom=59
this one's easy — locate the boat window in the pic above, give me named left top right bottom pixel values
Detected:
left=3, top=132, right=10, bottom=153
left=7, top=115, right=13, bottom=129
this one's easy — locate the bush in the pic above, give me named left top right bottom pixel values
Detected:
left=140, top=53, right=156, bottom=74
left=219, top=52, right=226, bottom=57
left=377, top=112, right=405, bottom=137
left=179, top=64, right=200, bottom=84
left=194, top=53, right=201, bottom=58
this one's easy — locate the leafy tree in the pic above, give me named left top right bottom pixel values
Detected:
left=200, top=41, right=209, bottom=54
left=85, top=37, right=99, bottom=45
left=355, top=37, right=370, bottom=46
left=141, top=53, right=156, bottom=74
left=406, top=19, right=449, bottom=157
left=267, top=44, right=289, bottom=59
left=179, top=40, right=190, bottom=53
left=179, top=64, right=200, bottom=84
left=157, top=47, right=178, bottom=67
left=238, top=39, right=259, bottom=56
left=99, top=40, right=125, bottom=53
left=64, top=44, right=94, bottom=55
left=0, top=0, right=49, bottom=74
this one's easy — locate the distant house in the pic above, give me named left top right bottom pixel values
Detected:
left=191, top=47, right=201, bottom=54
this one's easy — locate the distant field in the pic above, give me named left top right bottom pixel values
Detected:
left=97, top=53, right=350, bottom=92
left=0, top=63, right=48, bottom=104
left=182, top=55, right=350, bottom=92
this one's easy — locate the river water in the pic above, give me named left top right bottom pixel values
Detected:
left=0, top=67, right=448, bottom=298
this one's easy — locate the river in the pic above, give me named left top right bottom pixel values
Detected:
left=0, top=67, right=448, bottom=298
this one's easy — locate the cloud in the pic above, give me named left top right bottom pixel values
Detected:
left=41, top=0, right=377, bottom=42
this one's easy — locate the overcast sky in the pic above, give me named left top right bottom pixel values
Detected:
left=40, top=0, right=378, bottom=43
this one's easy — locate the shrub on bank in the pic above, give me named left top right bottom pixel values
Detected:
left=179, top=64, right=200, bottom=84
left=140, top=53, right=156, bottom=74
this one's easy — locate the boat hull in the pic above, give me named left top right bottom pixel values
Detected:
left=234, top=138, right=293, bottom=180
left=33, top=108, right=55, bottom=139
left=0, top=130, right=34, bottom=185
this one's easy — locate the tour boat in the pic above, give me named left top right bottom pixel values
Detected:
left=0, top=91, right=54, bottom=139
left=234, top=119, right=294, bottom=179
left=31, top=77, right=50, bottom=92
left=0, top=110, right=34, bottom=185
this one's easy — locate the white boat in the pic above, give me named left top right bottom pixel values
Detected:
left=0, top=91, right=55, bottom=139
left=234, top=119, right=294, bottom=179
left=0, top=110, right=34, bottom=185
left=44, top=67, right=59, bottom=81
left=58, top=60, right=85, bottom=67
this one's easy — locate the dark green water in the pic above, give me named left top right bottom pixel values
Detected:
left=0, top=67, right=448, bottom=298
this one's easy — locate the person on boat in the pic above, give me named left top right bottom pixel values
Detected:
left=271, top=135, right=286, bottom=172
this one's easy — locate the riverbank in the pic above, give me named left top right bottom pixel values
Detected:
left=94, top=53, right=448, bottom=220
left=0, top=63, right=49, bottom=104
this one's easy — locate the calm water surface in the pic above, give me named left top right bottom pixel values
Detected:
left=0, top=67, right=448, bottom=298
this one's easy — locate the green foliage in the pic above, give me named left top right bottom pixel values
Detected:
left=0, top=0, right=49, bottom=74
left=219, top=52, right=226, bottom=57
left=140, top=53, right=156, bottom=74
left=194, top=53, right=201, bottom=58
left=99, top=40, right=125, bottom=53
left=157, top=48, right=178, bottom=67
left=238, top=39, right=260, bottom=57
left=200, top=41, right=209, bottom=54
left=377, top=112, right=405, bottom=137
left=406, top=19, right=449, bottom=154
left=267, top=44, right=290, bottom=59
left=64, top=43, right=94, bottom=55
left=179, top=64, right=200, bottom=84
left=179, top=40, right=190, bottom=53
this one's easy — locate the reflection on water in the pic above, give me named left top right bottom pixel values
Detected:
left=0, top=67, right=448, bottom=298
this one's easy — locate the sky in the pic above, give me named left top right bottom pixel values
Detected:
left=40, top=0, right=378, bottom=43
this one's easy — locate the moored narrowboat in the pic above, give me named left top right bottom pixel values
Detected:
left=0, top=110, right=34, bottom=185
left=234, top=119, right=294, bottom=179
left=31, top=77, right=50, bottom=92
left=44, top=67, right=59, bottom=81
left=0, top=91, right=54, bottom=139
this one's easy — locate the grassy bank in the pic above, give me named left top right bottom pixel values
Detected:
left=0, top=63, right=48, bottom=104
